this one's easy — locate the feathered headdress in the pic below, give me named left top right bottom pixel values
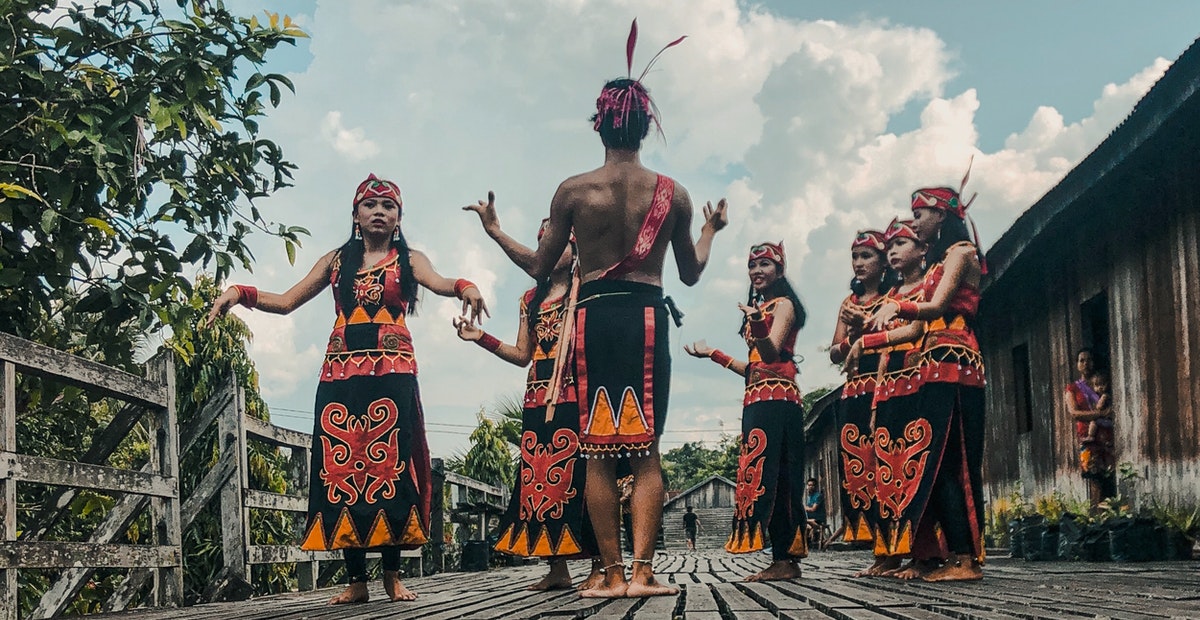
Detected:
left=910, top=155, right=987, bottom=273
left=593, top=19, right=686, bottom=136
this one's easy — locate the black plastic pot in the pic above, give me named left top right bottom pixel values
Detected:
left=1109, top=517, right=1165, bottom=562
left=1057, top=515, right=1087, bottom=561
left=461, top=539, right=491, bottom=571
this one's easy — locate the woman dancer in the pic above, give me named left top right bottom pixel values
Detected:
left=206, top=174, right=488, bottom=603
left=685, top=242, right=808, bottom=581
left=846, top=218, right=942, bottom=578
left=829, top=230, right=890, bottom=567
left=454, top=219, right=602, bottom=590
left=870, top=176, right=987, bottom=582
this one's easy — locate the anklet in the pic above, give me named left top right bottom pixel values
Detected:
left=631, top=558, right=653, bottom=567
left=599, top=562, right=624, bottom=574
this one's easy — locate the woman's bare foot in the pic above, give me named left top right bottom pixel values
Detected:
left=577, top=559, right=605, bottom=591
left=854, top=556, right=901, bottom=577
left=745, top=560, right=801, bottom=582
left=922, top=554, right=982, bottom=582
left=382, top=570, right=417, bottom=602
left=579, top=565, right=629, bottom=599
left=624, top=561, right=679, bottom=597
left=887, top=558, right=939, bottom=580
left=528, top=561, right=573, bottom=591
left=328, top=582, right=369, bottom=605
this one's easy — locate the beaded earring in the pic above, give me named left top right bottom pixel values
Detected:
left=353, top=223, right=362, bottom=240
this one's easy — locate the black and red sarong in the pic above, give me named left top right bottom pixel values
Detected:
left=300, top=250, right=431, bottom=553
left=574, top=280, right=671, bottom=458
left=836, top=293, right=889, bottom=544
left=494, top=291, right=597, bottom=558
left=725, top=298, right=808, bottom=561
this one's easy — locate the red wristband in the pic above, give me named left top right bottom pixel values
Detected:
left=710, top=350, right=734, bottom=368
left=454, top=278, right=477, bottom=299
left=476, top=332, right=501, bottom=353
left=233, top=285, right=258, bottom=310
left=861, top=331, right=889, bottom=350
left=896, top=300, right=919, bottom=319
left=748, top=318, right=769, bottom=339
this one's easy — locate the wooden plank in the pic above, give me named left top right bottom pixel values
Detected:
left=245, top=416, right=311, bottom=450
left=219, top=386, right=249, bottom=582
left=0, top=453, right=176, bottom=498
left=148, top=354, right=183, bottom=608
left=444, top=471, right=505, bottom=497
left=587, top=597, right=641, bottom=619
left=0, top=542, right=178, bottom=569
left=244, top=490, right=307, bottom=513
left=630, top=593, right=681, bottom=619
left=247, top=545, right=339, bottom=565
left=177, top=381, right=234, bottom=456
left=1, top=362, right=16, bottom=620
left=683, top=582, right=721, bottom=613
left=0, top=332, right=167, bottom=408
left=712, top=581, right=768, bottom=611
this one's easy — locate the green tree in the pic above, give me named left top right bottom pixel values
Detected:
left=661, top=437, right=739, bottom=492
left=0, top=0, right=307, bottom=340
left=459, top=409, right=515, bottom=490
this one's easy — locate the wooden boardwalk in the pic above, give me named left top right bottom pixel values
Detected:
left=94, top=550, right=1199, bottom=619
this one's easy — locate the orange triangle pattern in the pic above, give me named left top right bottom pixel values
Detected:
left=531, top=530, right=554, bottom=556
left=510, top=524, right=531, bottom=555
left=786, top=528, right=809, bottom=558
left=299, top=513, right=328, bottom=551
left=347, top=306, right=372, bottom=325
left=555, top=528, right=582, bottom=556
left=397, top=506, right=429, bottom=546
left=365, top=510, right=394, bottom=547
left=615, top=387, right=649, bottom=436
left=586, top=388, right=618, bottom=436
left=374, top=307, right=396, bottom=325
left=330, top=508, right=362, bottom=549
left=493, top=524, right=517, bottom=554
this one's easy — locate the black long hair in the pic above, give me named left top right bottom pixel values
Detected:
left=334, top=225, right=419, bottom=314
left=848, top=248, right=899, bottom=297
left=526, top=242, right=578, bottom=330
left=926, top=214, right=973, bottom=267
left=740, top=267, right=807, bottom=340
left=591, top=78, right=652, bottom=150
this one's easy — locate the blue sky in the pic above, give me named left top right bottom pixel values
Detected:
left=215, top=1, right=1199, bottom=460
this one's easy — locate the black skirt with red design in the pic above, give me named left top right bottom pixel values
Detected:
left=493, top=403, right=597, bottom=559
left=836, top=350, right=881, bottom=544
left=725, top=399, right=808, bottom=561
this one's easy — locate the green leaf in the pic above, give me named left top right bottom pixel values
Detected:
left=0, top=183, right=48, bottom=204
left=82, top=217, right=117, bottom=237
left=284, top=239, right=296, bottom=265
left=40, top=209, right=59, bottom=234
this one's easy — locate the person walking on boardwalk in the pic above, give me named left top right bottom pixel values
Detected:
left=828, top=230, right=891, bottom=565
left=844, top=218, right=944, bottom=579
left=453, top=217, right=604, bottom=591
left=868, top=165, right=988, bottom=582
left=683, top=506, right=701, bottom=550
left=526, top=20, right=728, bottom=598
left=685, top=241, right=809, bottom=582
left=205, top=174, right=489, bottom=604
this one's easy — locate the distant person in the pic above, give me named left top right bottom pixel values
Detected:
left=683, top=506, right=700, bottom=550
left=804, top=478, right=826, bottom=537
left=1065, top=348, right=1116, bottom=507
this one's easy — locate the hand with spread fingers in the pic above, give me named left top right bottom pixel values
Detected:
left=683, top=340, right=715, bottom=358
left=452, top=316, right=482, bottom=342
left=737, top=302, right=764, bottom=322
left=462, top=190, right=500, bottom=235
left=460, top=286, right=490, bottom=325
left=702, top=199, right=729, bottom=235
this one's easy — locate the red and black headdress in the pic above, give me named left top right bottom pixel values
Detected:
left=593, top=19, right=686, bottom=137
left=851, top=230, right=886, bottom=253
left=354, top=173, right=402, bottom=209
left=883, top=217, right=919, bottom=244
left=748, top=241, right=785, bottom=271
left=910, top=156, right=987, bottom=273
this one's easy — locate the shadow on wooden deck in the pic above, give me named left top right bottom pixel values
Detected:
left=94, top=550, right=1199, bottom=619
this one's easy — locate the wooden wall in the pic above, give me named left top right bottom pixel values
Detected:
left=978, top=155, right=1200, bottom=508
left=662, top=478, right=735, bottom=550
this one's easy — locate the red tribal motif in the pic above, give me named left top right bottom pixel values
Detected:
left=319, top=398, right=406, bottom=505
left=874, top=419, right=932, bottom=520
left=839, top=424, right=875, bottom=511
left=518, top=429, right=579, bottom=522
left=733, top=429, right=768, bottom=521
left=884, top=217, right=919, bottom=243
left=748, top=241, right=785, bottom=269
left=601, top=175, right=675, bottom=279
left=353, top=275, right=384, bottom=306
left=852, top=230, right=886, bottom=252
left=354, top=173, right=401, bottom=207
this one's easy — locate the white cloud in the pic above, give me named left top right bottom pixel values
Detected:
left=225, top=0, right=1171, bottom=460
left=320, top=111, right=380, bottom=161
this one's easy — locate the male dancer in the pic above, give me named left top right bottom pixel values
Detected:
left=528, top=21, right=728, bottom=598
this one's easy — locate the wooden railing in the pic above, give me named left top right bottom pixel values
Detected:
left=0, top=333, right=180, bottom=620
left=0, top=332, right=510, bottom=618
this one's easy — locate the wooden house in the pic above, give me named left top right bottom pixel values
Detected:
left=978, top=38, right=1200, bottom=507
left=661, top=475, right=736, bottom=550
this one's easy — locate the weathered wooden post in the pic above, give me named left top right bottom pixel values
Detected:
left=430, top=458, right=445, bottom=574
left=147, top=354, right=183, bottom=607
left=219, top=380, right=250, bottom=584
left=291, top=442, right=318, bottom=590
left=1, top=361, right=17, bottom=620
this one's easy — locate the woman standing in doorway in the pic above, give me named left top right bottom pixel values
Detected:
left=1064, top=348, right=1116, bottom=507
left=206, top=174, right=488, bottom=604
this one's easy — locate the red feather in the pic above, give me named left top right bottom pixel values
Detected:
left=638, top=35, right=688, bottom=81
left=626, top=19, right=638, bottom=77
